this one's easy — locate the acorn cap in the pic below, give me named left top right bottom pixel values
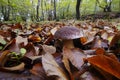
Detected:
left=54, top=26, right=83, bottom=39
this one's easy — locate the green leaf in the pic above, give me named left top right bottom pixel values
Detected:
left=20, top=48, right=26, bottom=56
left=0, top=38, right=6, bottom=45
left=0, top=46, right=3, bottom=50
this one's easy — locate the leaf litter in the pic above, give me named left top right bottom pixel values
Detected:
left=0, top=20, right=120, bottom=80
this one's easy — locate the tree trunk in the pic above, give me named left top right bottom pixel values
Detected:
left=31, top=0, right=35, bottom=21
left=1, top=0, right=10, bottom=21
left=76, top=0, right=81, bottom=20
left=119, top=0, right=120, bottom=12
left=96, top=0, right=112, bottom=12
left=41, top=0, right=44, bottom=21
left=36, top=0, right=40, bottom=21
left=53, top=0, right=56, bottom=20
left=94, top=0, right=97, bottom=14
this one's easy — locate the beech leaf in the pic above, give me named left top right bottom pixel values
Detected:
left=62, top=47, right=86, bottom=70
left=87, top=55, right=120, bottom=79
left=42, top=53, right=69, bottom=80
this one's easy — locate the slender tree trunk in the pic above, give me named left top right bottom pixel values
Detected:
left=7, top=0, right=10, bottom=20
left=2, top=0, right=10, bottom=21
left=76, top=0, right=81, bottom=20
left=41, top=0, right=44, bottom=20
left=119, top=0, right=120, bottom=12
left=31, top=0, right=35, bottom=21
left=36, top=0, right=40, bottom=21
left=53, top=0, right=56, bottom=20
left=94, top=0, right=97, bottom=14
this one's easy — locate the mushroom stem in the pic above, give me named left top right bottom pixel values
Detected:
left=63, top=40, right=74, bottom=49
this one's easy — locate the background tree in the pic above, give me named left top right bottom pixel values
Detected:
left=76, top=0, right=82, bottom=20
left=53, top=0, right=56, bottom=20
left=36, top=0, right=40, bottom=21
left=0, top=0, right=120, bottom=21
left=97, top=0, right=112, bottom=12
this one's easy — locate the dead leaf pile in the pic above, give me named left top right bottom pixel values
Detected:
left=0, top=20, right=120, bottom=80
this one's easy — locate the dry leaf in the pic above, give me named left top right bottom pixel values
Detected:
left=23, top=42, right=37, bottom=57
left=50, top=27, right=59, bottom=35
left=91, top=36, right=108, bottom=49
left=79, top=71, right=103, bottom=80
left=30, top=63, right=48, bottom=80
left=62, top=47, right=86, bottom=70
left=95, top=48, right=105, bottom=55
left=16, top=36, right=28, bottom=45
left=28, top=35, right=41, bottom=43
left=41, top=45, right=56, bottom=54
left=42, top=53, right=69, bottom=80
left=0, top=50, right=10, bottom=66
left=87, top=55, right=120, bottom=79
left=62, top=55, right=74, bottom=80
left=109, top=32, right=120, bottom=47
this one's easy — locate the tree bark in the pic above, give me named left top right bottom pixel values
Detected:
left=36, top=0, right=40, bottom=21
left=53, top=0, right=56, bottom=20
left=119, top=0, right=120, bottom=12
left=94, top=0, right=97, bottom=14
left=76, top=0, right=81, bottom=20
left=1, top=0, right=10, bottom=21
left=41, top=0, right=44, bottom=20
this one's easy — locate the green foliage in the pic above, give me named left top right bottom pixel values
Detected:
left=20, top=48, right=26, bottom=56
left=0, top=46, right=3, bottom=50
left=0, top=0, right=120, bottom=21
left=0, top=38, right=6, bottom=45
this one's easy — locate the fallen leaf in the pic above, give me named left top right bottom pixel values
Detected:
left=28, top=35, right=41, bottom=43
left=41, top=44, right=56, bottom=54
left=87, top=55, right=120, bottom=79
left=62, top=47, right=86, bottom=70
left=30, top=63, right=48, bottom=79
left=42, top=53, right=69, bottom=80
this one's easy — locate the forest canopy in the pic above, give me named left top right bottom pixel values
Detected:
left=0, top=0, right=120, bottom=22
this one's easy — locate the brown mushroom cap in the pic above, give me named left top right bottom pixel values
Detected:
left=54, top=26, right=83, bottom=39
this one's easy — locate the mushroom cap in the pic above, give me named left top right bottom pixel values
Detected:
left=54, top=26, right=83, bottom=39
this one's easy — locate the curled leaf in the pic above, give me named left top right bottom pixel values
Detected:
left=87, top=55, right=120, bottom=79
left=2, top=62, right=25, bottom=71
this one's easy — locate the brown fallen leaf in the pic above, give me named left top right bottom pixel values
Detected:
left=41, top=44, right=56, bottom=54
left=95, top=48, right=105, bottom=55
left=79, top=71, right=104, bottom=80
left=42, top=53, right=69, bottom=80
left=91, top=36, right=108, bottom=49
left=16, top=36, right=28, bottom=45
left=62, top=55, right=74, bottom=80
left=82, top=31, right=96, bottom=45
left=86, top=55, right=120, bottom=79
left=28, top=35, right=41, bottom=43
left=62, top=47, right=86, bottom=70
left=23, top=42, right=37, bottom=57
left=0, top=50, right=25, bottom=72
left=109, top=31, right=120, bottom=47
left=30, top=63, right=48, bottom=80
left=0, top=50, right=10, bottom=66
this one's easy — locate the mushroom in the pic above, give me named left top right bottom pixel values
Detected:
left=54, top=26, right=83, bottom=49
left=54, top=26, right=88, bottom=71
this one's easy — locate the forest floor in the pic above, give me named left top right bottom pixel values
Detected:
left=0, top=18, right=120, bottom=80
